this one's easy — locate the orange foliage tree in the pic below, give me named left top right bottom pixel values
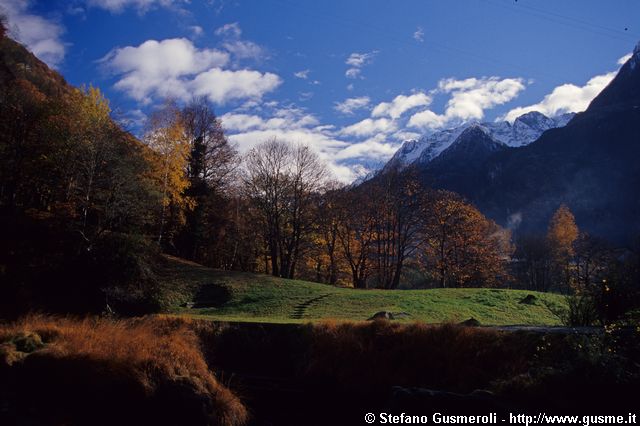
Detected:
left=547, top=204, right=579, bottom=292
left=421, top=191, right=512, bottom=288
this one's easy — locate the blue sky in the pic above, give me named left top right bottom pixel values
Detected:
left=1, top=0, right=639, bottom=181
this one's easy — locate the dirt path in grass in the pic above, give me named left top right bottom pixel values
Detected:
left=290, top=294, right=331, bottom=319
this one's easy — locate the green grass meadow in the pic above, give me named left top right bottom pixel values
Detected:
left=160, top=256, right=566, bottom=325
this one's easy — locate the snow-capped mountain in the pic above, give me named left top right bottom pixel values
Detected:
left=401, top=41, right=640, bottom=243
left=436, top=124, right=508, bottom=160
left=384, top=111, right=575, bottom=171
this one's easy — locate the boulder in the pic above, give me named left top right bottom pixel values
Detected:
left=459, top=318, right=481, bottom=326
left=368, top=311, right=394, bottom=321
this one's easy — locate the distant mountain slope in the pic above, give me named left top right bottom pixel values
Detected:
left=421, top=125, right=508, bottom=196
left=413, top=42, right=640, bottom=243
left=384, top=111, right=574, bottom=172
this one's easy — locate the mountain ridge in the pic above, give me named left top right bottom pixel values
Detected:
left=407, top=45, right=640, bottom=243
left=384, top=111, right=575, bottom=172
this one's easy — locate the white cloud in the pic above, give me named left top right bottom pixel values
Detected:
left=299, top=91, right=313, bottom=101
left=104, top=38, right=229, bottom=79
left=407, top=109, right=448, bottom=130
left=502, top=71, right=616, bottom=122
left=294, top=69, right=310, bottom=79
left=393, top=130, right=421, bottom=141
left=413, top=26, right=424, bottom=42
left=85, top=0, right=186, bottom=13
left=618, top=53, right=632, bottom=65
left=500, top=54, right=632, bottom=122
left=341, top=117, right=396, bottom=137
left=440, top=77, right=526, bottom=121
left=221, top=105, right=398, bottom=182
left=334, top=96, right=371, bottom=115
left=345, top=51, right=377, bottom=79
left=189, top=25, right=203, bottom=37
left=345, top=68, right=361, bottom=79
left=116, top=108, right=147, bottom=129
left=408, top=77, right=525, bottom=129
left=223, top=107, right=318, bottom=132
left=215, top=22, right=242, bottom=38
left=346, top=52, right=374, bottom=67
left=333, top=134, right=399, bottom=161
left=219, top=113, right=266, bottom=132
left=0, top=0, right=66, bottom=67
left=102, top=38, right=280, bottom=104
left=215, top=22, right=265, bottom=62
left=221, top=111, right=348, bottom=181
left=371, top=92, right=432, bottom=119
left=222, top=39, right=264, bottom=61
left=190, top=68, right=282, bottom=104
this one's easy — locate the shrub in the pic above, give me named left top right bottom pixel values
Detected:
left=561, top=294, right=599, bottom=326
left=90, top=233, right=164, bottom=315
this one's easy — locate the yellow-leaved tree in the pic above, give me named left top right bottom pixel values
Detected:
left=144, top=101, right=192, bottom=245
left=547, top=204, right=579, bottom=292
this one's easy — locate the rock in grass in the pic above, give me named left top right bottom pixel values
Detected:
left=12, top=332, right=44, bottom=353
left=459, top=318, right=481, bottom=327
left=368, top=311, right=395, bottom=321
left=519, top=294, right=537, bottom=305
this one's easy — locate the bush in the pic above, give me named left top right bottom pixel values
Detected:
left=90, top=233, right=163, bottom=315
left=561, top=294, right=599, bottom=326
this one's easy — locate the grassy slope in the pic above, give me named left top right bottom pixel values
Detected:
left=160, top=256, right=566, bottom=325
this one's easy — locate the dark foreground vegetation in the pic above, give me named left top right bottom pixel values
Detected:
left=1, top=315, right=639, bottom=425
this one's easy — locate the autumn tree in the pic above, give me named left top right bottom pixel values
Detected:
left=176, top=98, right=237, bottom=264
left=421, top=191, right=512, bottom=288
left=369, top=168, right=424, bottom=289
left=243, top=138, right=327, bottom=279
left=514, top=234, right=553, bottom=292
left=0, top=61, right=161, bottom=315
left=0, top=78, right=48, bottom=209
left=573, top=233, right=612, bottom=291
left=311, top=182, right=345, bottom=285
left=547, top=204, right=579, bottom=292
left=334, top=187, right=378, bottom=288
left=67, top=87, right=114, bottom=233
left=144, top=101, right=191, bottom=246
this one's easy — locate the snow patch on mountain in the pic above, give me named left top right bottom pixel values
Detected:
left=631, top=40, right=640, bottom=70
left=385, top=111, right=574, bottom=171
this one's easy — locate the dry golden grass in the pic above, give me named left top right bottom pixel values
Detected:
left=0, top=314, right=247, bottom=426
left=304, top=320, right=538, bottom=392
